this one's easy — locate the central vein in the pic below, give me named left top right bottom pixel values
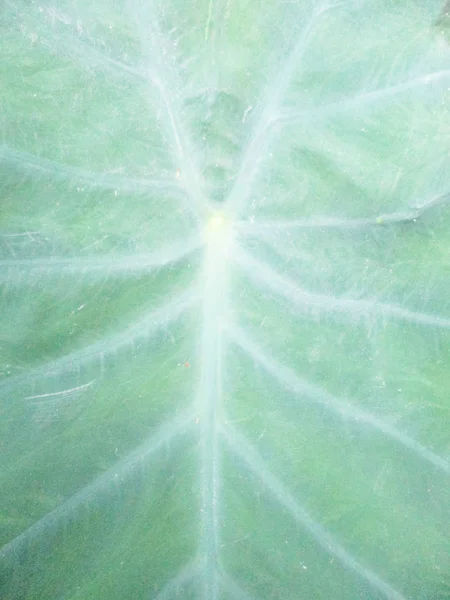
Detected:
left=197, top=212, right=234, bottom=598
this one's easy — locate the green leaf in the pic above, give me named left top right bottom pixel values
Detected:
left=1, top=1, right=449, bottom=599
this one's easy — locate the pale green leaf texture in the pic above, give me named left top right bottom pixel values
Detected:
left=1, top=1, right=449, bottom=599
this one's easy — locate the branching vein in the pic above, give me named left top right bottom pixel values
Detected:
left=0, top=288, right=199, bottom=398
left=226, top=323, right=450, bottom=474
left=0, top=409, right=194, bottom=558
left=0, top=146, right=183, bottom=196
left=126, top=0, right=208, bottom=218
left=223, top=425, right=407, bottom=600
left=234, top=249, right=450, bottom=329
left=236, top=190, right=450, bottom=233
left=278, top=70, right=450, bottom=124
left=226, top=2, right=331, bottom=218
left=0, top=237, right=201, bottom=282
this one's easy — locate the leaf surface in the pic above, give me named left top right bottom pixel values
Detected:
left=1, top=1, right=450, bottom=599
